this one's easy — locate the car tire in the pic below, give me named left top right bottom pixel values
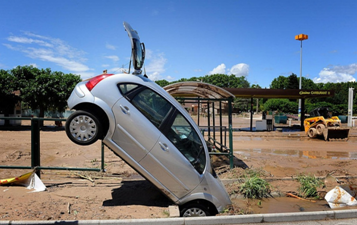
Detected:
left=180, top=203, right=210, bottom=217
left=65, top=110, right=102, bottom=145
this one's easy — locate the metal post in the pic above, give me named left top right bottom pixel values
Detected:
left=298, top=40, right=303, bottom=121
left=101, top=141, right=105, bottom=172
left=207, top=102, right=211, bottom=138
left=219, top=101, right=223, bottom=147
left=348, top=88, right=354, bottom=127
left=212, top=102, right=215, bottom=141
left=31, top=118, right=41, bottom=177
left=301, top=98, right=305, bottom=131
left=228, top=97, right=233, bottom=169
left=250, top=98, right=253, bottom=131
left=197, top=97, right=200, bottom=126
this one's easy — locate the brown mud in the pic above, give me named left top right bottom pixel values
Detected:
left=0, top=117, right=356, bottom=220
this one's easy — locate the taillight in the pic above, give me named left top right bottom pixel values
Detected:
left=85, top=74, right=114, bottom=91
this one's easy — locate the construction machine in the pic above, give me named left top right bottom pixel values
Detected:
left=304, top=107, right=349, bottom=141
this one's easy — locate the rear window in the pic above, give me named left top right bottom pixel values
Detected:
left=119, top=83, right=139, bottom=95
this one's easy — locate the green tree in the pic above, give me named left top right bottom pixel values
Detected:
left=270, top=73, right=301, bottom=90
left=287, top=73, right=299, bottom=89
left=10, top=65, right=81, bottom=120
left=251, top=84, right=262, bottom=89
left=263, top=99, right=297, bottom=113
left=155, top=79, right=170, bottom=87
left=301, top=77, right=318, bottom=90
left=201, top=74, right=250, bottom=88
left=0, top=69, right=20, bottom=115
left=270, top=76, right=287, bottom=89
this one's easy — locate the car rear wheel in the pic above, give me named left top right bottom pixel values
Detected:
left=180, top=203, right=210, bottom=217
left=65, top=110, right=102, bottom=145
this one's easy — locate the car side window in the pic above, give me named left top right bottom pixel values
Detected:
left=129, top=87, right=172, bottom=128
left=119, top=84, right=139, bottom=95
left=165, top=113, right=206, bottom=174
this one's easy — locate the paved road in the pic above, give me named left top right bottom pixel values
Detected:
left=237, top=218, right=357, bottom=225
left=1, top=210, right=357, bottom=225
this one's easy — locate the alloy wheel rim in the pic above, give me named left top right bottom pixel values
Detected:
left=183, top=208, right=206, bottom=217
left=70, top=115, right=97, bottom=142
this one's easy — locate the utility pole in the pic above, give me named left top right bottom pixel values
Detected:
left=348, top=87, right=354, bottom=127
left=295, top=34, right=308, bottom=121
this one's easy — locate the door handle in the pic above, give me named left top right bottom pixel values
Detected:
left=119, top=105, right=130, bottom=115
left=159, top=142, right=169, bottom=152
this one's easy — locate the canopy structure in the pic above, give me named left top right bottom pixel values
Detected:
left=164, top=81, right=335, bottom=131
left=164, top=82, right=334, bottom=99
left=164, top=82, right=235, bottom=99
left=164, top=81, right=335, bottom=168
left=223, top=88, right=334, bottom=99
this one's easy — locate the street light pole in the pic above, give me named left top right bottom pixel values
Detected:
left=295, top=34, right=308, bottom=121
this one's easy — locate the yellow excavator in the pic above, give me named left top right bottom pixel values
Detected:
left=304, top=107, right=349, bottom=141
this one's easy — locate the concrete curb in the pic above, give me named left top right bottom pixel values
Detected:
left=1, top=209, right=357, bottom=225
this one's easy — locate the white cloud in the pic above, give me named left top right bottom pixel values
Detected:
left=27, top=63, right=38, bottom=68
left=165, top=75, right=175, bottom=81
left=145, top=50, right=167, bottom=81
left=7, top=36, right=53, bottom=47
left=313, top=64, right=357, bottom=83
left=209, top=63, right=226, bottom=74
left=106, top=43, right=116, bottom=50
left=331, top=64, right=357, bottom=75
left=105, top=55, right=119, bottom=62
left=229, top=63, right=249, bottom=77
left=209, top=63, right=250, bottom=77
left=4, top=32, right=91, bottom=77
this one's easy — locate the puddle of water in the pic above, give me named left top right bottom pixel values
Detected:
left=237, top=127, right=302, bottom=132
left=234, top=149, right=357, bottom=160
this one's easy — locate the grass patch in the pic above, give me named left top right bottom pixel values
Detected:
left=239, top=168, right=271, bottom=199
left=296, top=174, right=324, bottom=199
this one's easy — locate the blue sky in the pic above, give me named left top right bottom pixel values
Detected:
left=1, top=0, right=356, bottom=88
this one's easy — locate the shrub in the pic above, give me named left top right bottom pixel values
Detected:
left=239, top=169, right=271, bottom=199
left=296, top=174, right=324, bottom=198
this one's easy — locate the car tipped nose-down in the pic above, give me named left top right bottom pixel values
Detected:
left=65, top=22, right=231, bottom=217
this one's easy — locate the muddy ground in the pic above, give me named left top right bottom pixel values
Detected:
left=0, top=116, right=356, bottom=220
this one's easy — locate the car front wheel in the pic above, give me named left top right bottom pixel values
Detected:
left=180, top=203, right=210, bottom=217
left=65, top=110, right=102, bottom=145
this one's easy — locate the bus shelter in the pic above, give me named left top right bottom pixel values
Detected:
left=164, top=81, right=335, bottom=168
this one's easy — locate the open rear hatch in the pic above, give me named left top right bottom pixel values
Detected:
left=123, top=21, right=145, bottom=74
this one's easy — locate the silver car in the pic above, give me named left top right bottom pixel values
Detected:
left=65, top=22, right=231, bottom=217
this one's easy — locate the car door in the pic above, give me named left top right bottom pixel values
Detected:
left=113, top=83, right=204, bottom=198
left=111, top=84, right=168, bottom=162
left=140, top=110, right=205, bottom=198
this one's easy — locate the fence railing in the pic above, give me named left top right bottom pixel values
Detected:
left=0, top=117, right=105, bottom=177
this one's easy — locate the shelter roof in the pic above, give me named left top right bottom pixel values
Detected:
left=164, top=82, right=235, bottom=99
left=224, top=88, right=334, bottom=99
left=164, top=81, right=334, bottom=99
